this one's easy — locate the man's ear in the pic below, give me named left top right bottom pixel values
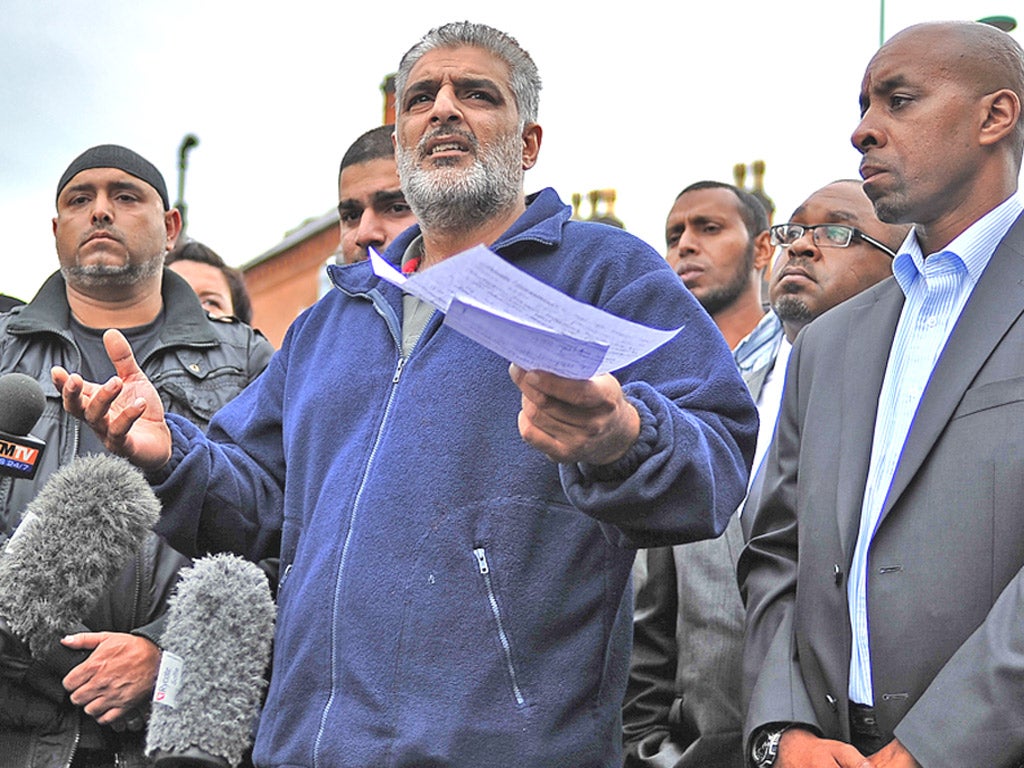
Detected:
left=164, top=209, right=183, bottom=250
left=979, top=88, right=1021, bottom=147
left=752, top=230, right=774, bottom=271
left=522, top=123, right=542, bottom=170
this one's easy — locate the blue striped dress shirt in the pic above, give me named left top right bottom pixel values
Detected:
left=847, top=194, right=1024, bottom=705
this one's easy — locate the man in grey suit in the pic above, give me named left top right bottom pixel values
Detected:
left=625, top=181, right=904, bottom=767
left=741, top=21, right=1024, bottom=768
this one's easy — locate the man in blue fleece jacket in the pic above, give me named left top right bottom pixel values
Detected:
left=54, top=21, right=756, bottom=768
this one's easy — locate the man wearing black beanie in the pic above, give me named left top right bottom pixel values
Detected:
left=56, top=144, right=172, bottom=211
left=0, top=144, right=274, bottom=768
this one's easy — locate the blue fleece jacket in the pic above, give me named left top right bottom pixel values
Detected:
left=151, top=189, right=756, bottom=768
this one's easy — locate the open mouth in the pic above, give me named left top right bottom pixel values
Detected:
left=421, top=130, right=476, bottom=160
left=428, top=141, right=467, bottom=155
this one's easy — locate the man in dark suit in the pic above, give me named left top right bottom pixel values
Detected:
left=741, top=21, right=1024, bottom=768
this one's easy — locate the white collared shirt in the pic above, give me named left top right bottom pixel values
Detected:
left=847, top=193, right=1024, bottom=704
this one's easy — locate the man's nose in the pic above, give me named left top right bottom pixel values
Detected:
left=355, top=210, right=386, bottom=248
left=676, top=229, right=700, bottom=254
left=430, top=84, right=464, bottom=124
left=787, top=230, right=821, bottom=260
left=851, top=110, right=883, bottom=154
left=90, top=194, right=114, bottom=224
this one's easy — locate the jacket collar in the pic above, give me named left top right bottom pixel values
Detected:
left=9, top=268, right=222, bottom=347
left=327, top=187, right=572, bottom=297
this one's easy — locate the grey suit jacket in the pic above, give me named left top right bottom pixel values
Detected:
left=740, top=213, right=1024, bottom=767
left=623, top=349, right=780, bottom=768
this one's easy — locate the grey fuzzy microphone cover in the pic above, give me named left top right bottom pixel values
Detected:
left=0, top=453, right=160, bottom=657
left=147, top=553, right=276, bottom=768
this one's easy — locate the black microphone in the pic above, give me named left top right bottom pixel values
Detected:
left=0, top=372, right=47, bottom=480
left=147, top=553, right=276, bottom=768
left=0, top=453, right=160, bottom=686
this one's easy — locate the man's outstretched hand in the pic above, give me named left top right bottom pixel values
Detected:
left=52, top=329, right=172, bottom=471
left=510, top=363, right=640, bottom=466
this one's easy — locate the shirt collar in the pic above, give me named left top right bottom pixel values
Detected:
left=892, top=193, right=1024, bottom=296
left=733, top=310, right=783, bottom=371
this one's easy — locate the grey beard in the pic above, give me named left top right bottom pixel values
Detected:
left=397, top=129, right=523, bottom=235
left=62, top=253, right=165, bottom=289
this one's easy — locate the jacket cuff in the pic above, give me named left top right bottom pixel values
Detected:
left=143, top=416, right=191, bottom=485
left=574, top=395, right=656, bottom=482
left=131, top=614, right=168, bottom=649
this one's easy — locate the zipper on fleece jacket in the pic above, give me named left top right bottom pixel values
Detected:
left=473, top=547, right=526, bottom=707
left=312, top=347, right=407, bottom=768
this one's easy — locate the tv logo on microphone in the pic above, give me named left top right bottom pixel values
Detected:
left=0, top=435, right=43, bottom=479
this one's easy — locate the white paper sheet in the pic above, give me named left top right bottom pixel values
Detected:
left=369, top=246, right=683, bottom=379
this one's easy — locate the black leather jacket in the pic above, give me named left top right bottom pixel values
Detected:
left=0, top=269, right=274, bottom=767
left=0, top=533, right=190, bottom=767
left=0, top=269, right=274, bottom=530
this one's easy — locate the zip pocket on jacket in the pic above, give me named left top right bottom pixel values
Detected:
left=472, top=547, right=526, bottom=707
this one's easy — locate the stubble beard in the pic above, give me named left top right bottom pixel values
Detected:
left=867, top=194, right=905, bottom=225
left=397, top=126, right=523, bottom=235
left=863, top=177, right=910, bottom=225
left=695, top=240, right=757, bottom=318
left=771, top=294, right=814, bottom=328
left=61, top=250, right=166, bottom=290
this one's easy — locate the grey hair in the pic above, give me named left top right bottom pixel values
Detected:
left=394, top=21, right=542, bottom=126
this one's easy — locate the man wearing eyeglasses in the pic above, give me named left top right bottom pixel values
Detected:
left=732, top=180, right=909, bottom=546
left=624, top=181, right=903, bottom=768
left=768, top=180, right=906, bottom=346
left=742, top=21, right=1024, bottom=768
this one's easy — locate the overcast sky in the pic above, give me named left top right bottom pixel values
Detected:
left=2, top=0, right=1018, bottom=301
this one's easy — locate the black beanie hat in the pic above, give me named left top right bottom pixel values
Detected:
left=56, top=144, right=170, bottom=210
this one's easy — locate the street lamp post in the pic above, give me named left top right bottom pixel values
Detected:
left=979, top=15, right=1017, bottom=32
left=175, top=134, right=200, bottom=237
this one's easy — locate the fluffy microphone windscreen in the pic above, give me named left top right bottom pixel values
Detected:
left=147, top=553, right=276, bottom=768
left=0, top=372, right=46, bottom=435
left=0, top=453, right=160, bottom=657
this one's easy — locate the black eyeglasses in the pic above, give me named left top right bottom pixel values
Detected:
left=769, top=223, right=896, bottom=259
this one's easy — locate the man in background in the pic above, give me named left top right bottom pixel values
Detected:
left=625, top=181, right=778, bottom=767
left=663, top=181, right=775, bottom=351
left=336, top=124, right=416, bottom=264
left=742, top=21, right=1024, bottom=767
left=625, top=178, right=906, bottom=767
left=0, top=144, right=272, bottom=768
left=166, top=238, right=255, bottom=324
left=736, top=180, right=909, bottom=540
left=769, top=180, right=906, bottom=346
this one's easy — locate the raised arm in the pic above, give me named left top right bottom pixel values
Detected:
left=51, top=329, right=172, bottom=471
